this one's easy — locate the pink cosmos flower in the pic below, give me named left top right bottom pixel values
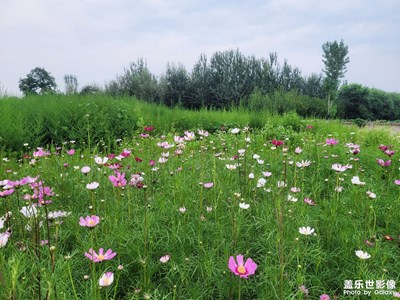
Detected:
left=0, top=230, right=11, bottom=248
left=326, top=138, right=338, bottom=146
left=228, top=255, right=257, bottom=278
left=271, top=139, right=284, bottom=147
left=160, top=254, right=170, bottom=263
left=385, top=150, right=395, bottom=157
left=294, top=147, right=302, bottom=154
left=144, top=126, right=154, bottom=132
left=109, top=172, right=127, bottom=187
left=33, top=147, right=51, bottom=158
left=0, top=189, right=14, bottom=197
left=67, top=149, right=75, bottom=155
left=320, top=295, right=331, bottom=300
left=79, top=215, right=100, bottom=227
left=99, top=272, right=114, bottom=287
left=304, top=198, right=315, bottom=206
left=85, top=248, right=116, bottom=263
left=395, top=180, right=400, bottom=185
left=376, top=158, right=391, bottom=167
left=203, top=182, right=214, bottom=188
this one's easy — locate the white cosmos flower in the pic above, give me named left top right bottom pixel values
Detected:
left=95, top=157, right=109, bottom=165
left=355, top=250, right=371, bottom=259
left=252, top=154, right=260, bottom=160
left=351, top=176, right=366, bottom=185
left=262, top=171, right=272, bottom=177
left=20, top=205, right=37, bottom=218
left=248, top=173, right=254, bottom=179
left=257, top=178, right=267, bottom=188
left=277, top=181, right=287, bottom=188
left=99, top=272, right=114, bottom=287
left=366, top=191, right=376, bottom=199
left=231, top=128, right=240, bottom=134
left=239, top=202, right=250, bottom=209
left=288, top=195, right=298, bottom=202
left=296, top=160, right=311, bottom=168
left=298, top=226, right=315, bottom=235
left=86, top=182, right=99, bottom=190
left=331, top=164, right=348, bottom=172
left=257, top=159, right=264, bottom=165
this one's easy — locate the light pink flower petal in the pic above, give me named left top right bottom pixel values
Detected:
left=244, top=258, right=257, bottom=276
left=228, top=256, right=238, bottom=275
left=236, top=255, right=244, bottom=267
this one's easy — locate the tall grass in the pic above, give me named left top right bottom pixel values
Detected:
left=0, top=94, right=334, bottom=154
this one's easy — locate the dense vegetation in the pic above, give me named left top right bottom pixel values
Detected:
left=1, top=105, right=399, bottom=299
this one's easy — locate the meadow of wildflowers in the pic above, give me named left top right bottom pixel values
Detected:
left=0, top=119, right=400, bottom=299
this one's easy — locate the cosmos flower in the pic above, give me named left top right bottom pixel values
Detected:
left=203, top=182, right=214, bottom=188
left=355, top=250, right=371, bottom=259
left=326, top=138, right=338, bottom=146
left=257, top=178, right=267, bottom=188
left=0, top=230, right=11, bottom=248
left=20, top=205, right=38, bottom=218
left=109, top=172, right=127, bottom=188
left=294, top=147, right=302, bottom=154
left=99, top=272, right=114, bottom=287
left=85, top=248, right=116, bottom=263
left=86, top=182, right=99, bottom=190
left=320, top=295, right=331, bottom=300
left=94, top=157, right=109, bottom=165
left=303, top=198, right=315, bottom=206
left=331, top=164, right=348, bottom=172
left=79, top=215, right=100, bottom=227
left=81, top=166, right=91, bottom=174
left=228, top=255, right=257, bottom=278
left=239, top=202, right=250, bottom=209
left=298, top=226, right=315, bottom=235
left=231, top=128, right=240, bottom=134
left=351, top=176, right=366, bottom=185
left=296, top=160, right=311, bottom=168
left=160, top=254, right=170, bottom=263
left=376, top=158, right=391, bottom=167
left=394, top=180, right=400, bottom=185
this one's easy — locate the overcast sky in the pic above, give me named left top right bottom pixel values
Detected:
left=1, top=0, right=399, bottom=96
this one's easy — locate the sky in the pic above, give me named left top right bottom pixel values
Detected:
left=1, top=0, right=399, bottom=96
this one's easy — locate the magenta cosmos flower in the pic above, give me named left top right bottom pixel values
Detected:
left=326, top=138, right=338, bottom=146
left=395, top=180, right=400, bottom=185
left=108, top=171, right=127, bottom=187
left=85, top=248, right=116, bottom=263
left=376, top=158, right=391, bottom=167
left=79, top=215, right=100, bottom=227
left=228, top=255, right=257, bottom=278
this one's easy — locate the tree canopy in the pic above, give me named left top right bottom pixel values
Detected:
left=19, top=67, right=57, bottom=96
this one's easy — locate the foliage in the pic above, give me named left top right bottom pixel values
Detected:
left=64, top=74, right=79, bottom=94
left=338, top=83, right=400, bottom=120
left=18, top=67, right=57, bottom=96
left=321, top=40, right=350, bottom=116
left=0, top=116, right=399, bottom=299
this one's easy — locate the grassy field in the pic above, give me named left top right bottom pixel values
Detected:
left=0, top=96, right=400, bottom=299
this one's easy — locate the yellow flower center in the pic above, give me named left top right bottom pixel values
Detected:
left=237, top=265, right=246, bottom=274
left=88, top=220, right=95, bottom=225
left=97, top=255, right=105, bottom=261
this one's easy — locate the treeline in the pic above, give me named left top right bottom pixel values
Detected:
left=337, top=84, right=400, bottom=120
left=104, top=49, right=326, bottom=112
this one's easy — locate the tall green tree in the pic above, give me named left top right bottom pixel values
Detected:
left=64, top=74, right=79, bottom=94
left=19, top=67, right=57, bottom=96
left=321, top=40, right=350, bottom=116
